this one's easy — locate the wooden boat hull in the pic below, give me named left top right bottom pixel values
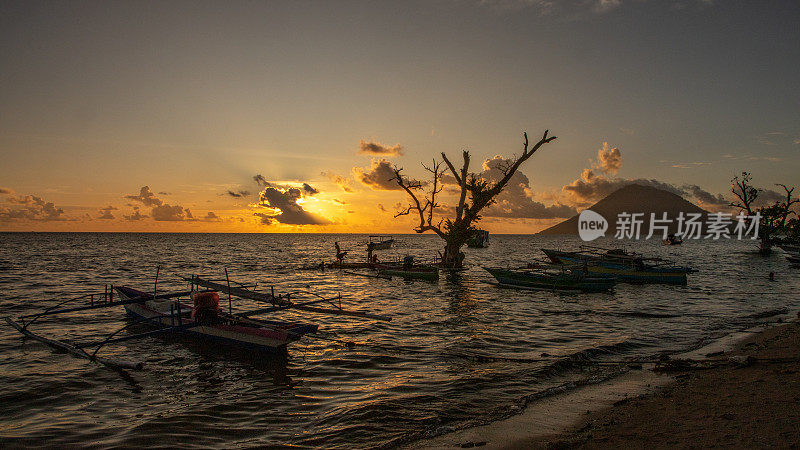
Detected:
left=483, top=267, right=615, bottom=293
left=116, top=287, right=318, bottom=352
left=377, top=266, right=439, bottom=281
left=542, top=250, right=688, bottom=285
left=370, top=240, right=393, bottom=250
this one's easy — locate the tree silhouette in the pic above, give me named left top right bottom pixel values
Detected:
left=730, top=172, right=758, bottom=215
left=392, top=130, right=556, bottom=268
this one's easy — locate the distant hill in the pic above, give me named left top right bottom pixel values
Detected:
left=538, top=184, right=709, bottom=235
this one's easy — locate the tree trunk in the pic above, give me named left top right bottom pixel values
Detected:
left=441, top=231, right=468, bottom=268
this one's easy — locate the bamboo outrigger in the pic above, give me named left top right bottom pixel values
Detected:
left=5, top=271, right=391, bottom=372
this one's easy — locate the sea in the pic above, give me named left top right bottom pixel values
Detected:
left=0, top=233, right=797, bottom=448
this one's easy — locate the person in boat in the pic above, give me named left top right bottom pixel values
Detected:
left=335, top=241, right=348, bottom=264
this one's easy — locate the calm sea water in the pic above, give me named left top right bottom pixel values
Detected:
left=0, top=233, right=797, bottom=448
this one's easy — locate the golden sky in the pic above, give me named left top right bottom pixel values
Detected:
left=1, top=1, right=798, bottom=233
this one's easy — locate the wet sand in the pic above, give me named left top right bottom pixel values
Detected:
left=413, top=316, right=800, bottom=449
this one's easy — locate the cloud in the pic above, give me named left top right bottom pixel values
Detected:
left=671, top=162, right=711, bottom=169
left=562, top=146, right=689, bottom=206
left=97, top=205, right=117, bottom=220
left=203, top=211, right=222, bottom=222
left=124, top=207, right=147, bottom=221
left=593, top=0, right=621, bottom=13
left=593, top=143, right=622, bottom=175
left=478, top=156, right=576, bottom=219
left=684, top=185, right=727, bottom=207
left=0, top=187, right=14, bottom=195
left=358, top=139, right=404, bottom=157
left=563, top=168, right=686, bottom=206
left=353, top=159, right=403, bottom=190
left=151, top=204, right=189, bottom=221
left=125, top=186, right=163, bottom=207
left=1, top=194, right=66, bottom=222
left=255, top=185, right=331, bottom=225
left=226, top=190, right=250, bottom=198
left=323, top=172, right=354, bottom=193
left=302, top=183, right=319, bottom=195
left=756, top=188, right=785, bottom=206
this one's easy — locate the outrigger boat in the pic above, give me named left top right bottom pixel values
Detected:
left=483, top=267, right=615, bottom=293
left=368, top=235, right=394, bottom=250
left=542, top=246, right=694, bottom=285
left=376, top=256, right=439, bottom=281
left=4, top=272, right=391, bottom=372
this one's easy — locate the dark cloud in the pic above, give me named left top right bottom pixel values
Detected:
left=563, top=168, right=686, bottom=206
left=255, top=186, right=331, bottom=225
left=124, top=208, right=147, bottom=221
left=204, top=211, right=221, bottom=221
left=323, top=172, right=354, bottom=193
left=125, top=186, right=163, bottom=207
left=1, top=194, right=66, bottom=222
left=353, top=159, right=403, bottom=190
left=97, top=205, right=117, bottom=220
left=478, top=156, right=577, bottom=219
left=151, top=204, right=188, bottom=221
left=685, top=185, right=727, bottom=206
left=358, top=139, right=404, bottom=157
left=756, top=188, right=785, bottom=206
left=302, top=183, right=319, bottom=195
left=226, top=190, right=251, bottom=198
left=158, top=191, right=170, bottom=195
left=0, top=187, right=14, bottom=195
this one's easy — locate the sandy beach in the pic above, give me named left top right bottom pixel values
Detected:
left=413, top=313, right=800, bottom=449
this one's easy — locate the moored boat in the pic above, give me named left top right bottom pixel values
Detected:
left=483, top=267, right=615, bottom=293
left=368, top=235, right=394, bottom=250
left=5, top=273, right=392, bottom=372
left=116, top=286, right=318, bottom=353
left=542, top=247, right=693, bottom=285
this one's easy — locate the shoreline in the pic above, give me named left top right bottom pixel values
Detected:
left=408, top=314, right=799, bottom=449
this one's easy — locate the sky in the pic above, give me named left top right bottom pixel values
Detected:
left=1, top=0, right=798, bottom=233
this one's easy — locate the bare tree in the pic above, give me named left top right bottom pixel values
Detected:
left=775, top=183, right=799, bottom=228
left=392, top=130, right=557, bottom=268
left=730, top=172, right=758, bottom=215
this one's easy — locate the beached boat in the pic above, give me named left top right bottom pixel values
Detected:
left=4, top=272, right=391, bottom=372
left=377, top=264, right=439, bottom=281
left=368, top=235, right=394, bottom=250
left=483, top=267, right=615, bottom=293
left=467, top=230, right=490, bottom=248
left=542, top=246, right=693, bottom=285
